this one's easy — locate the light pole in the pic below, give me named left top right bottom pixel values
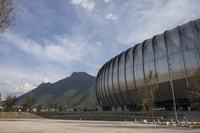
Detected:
left=167, top=56, right=178, bottom=123
left=0, top=92, right=1, bottom=105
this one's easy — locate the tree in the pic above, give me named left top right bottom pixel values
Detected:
left=58, top=106, right=63, bottom=112
left=23, top=94, right=35, bottom=112
left=36, top=104, right=43, bottom=112
left=2, top=95, right=17, bottom=111
left=135, top=70, right=157, bottom=113
left=144, top=71, right=157, bottom=113
left=0, top=0, right=15, bottom=33
left=188, top=69, right=200, bottom=110
left=53, top=103, right=58, bottom=112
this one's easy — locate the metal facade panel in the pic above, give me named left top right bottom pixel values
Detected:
left=134, top=44, right=145, bottom=89
left=116, top=54, right=126, bottom=105
left=108, top=60, right=119, bottom=106
left=143, top=39, right=161, bottom=101
left=125, top=48, right=135, bottom=91
left=165, top=28, right=186, bottom=79
left=118, top=53, right=126, bottom=92
left=152, top=36, right=163, bottom=102
left=101, top=67, right=110, bottom=107
left=125, top=47, right=138, bottom=103
left=180, top=23, right=200, bottom=76
left=98, top=70, right=105, bottom=106
left=111, top=59, right=121, bottom=106
left=124, top=48, right=135, bottom=105
left=95, top=18, right=200, bottom=108
left=104, top=63, right=114, bottom=106
left=165, top=28, right=187, bottom=100
left=195, top=19, right=200, bottom=47
left=95, top=74, right=100, bottom=105
left=154, top=34, right=170, bottom=83
left=118, top=52, right=132, bottom=104
left=113, top=57, right=124, bottom=105
left=143, top=40, right=155, bottom=81
left=102, top=65, right=111, bottom=106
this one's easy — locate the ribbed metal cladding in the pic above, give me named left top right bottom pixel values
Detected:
left=96, top=18, right=200, bottom=108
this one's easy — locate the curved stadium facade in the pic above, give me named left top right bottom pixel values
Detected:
left=96, top=18, right=200, bottom=111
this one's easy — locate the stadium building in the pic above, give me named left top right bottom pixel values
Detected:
left=95, top=18, right=200, bottom=111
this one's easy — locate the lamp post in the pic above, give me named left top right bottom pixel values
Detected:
left=167, top=56, right=178, bottom=123
left=0, top=92, right=1, bottom=105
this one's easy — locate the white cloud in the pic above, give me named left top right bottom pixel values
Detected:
left=2, top=32, right=95, bottom=63
left=13, top=82, right=36, bottom=94
left=43, top=77, right=49, bottom=83
left=0, top=64, right=66, bottom=98
left=114, top=0, right=200, bottom=44
left=1, top=0, right=200, bottom=99
left=71, top=0, right=95, bottom=11
left=0, top=79, right=36, bottom=98
left=104, top=0, right=111, bottom=3
left=105, top=13, right=117, bottom=21
left=0, top=31, right=102, bottom=97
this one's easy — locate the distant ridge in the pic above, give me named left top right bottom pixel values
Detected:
left=17, top=72, right=97, bottom=107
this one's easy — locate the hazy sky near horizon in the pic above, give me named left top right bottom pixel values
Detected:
left=0, top=0, right=200, bottom=98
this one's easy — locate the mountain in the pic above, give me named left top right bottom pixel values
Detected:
left=17, top=72, right=97, bottom=108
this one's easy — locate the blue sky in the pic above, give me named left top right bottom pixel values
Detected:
left=0, top=0, right=200, bottom=98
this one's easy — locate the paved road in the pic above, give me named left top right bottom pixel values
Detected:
left=0, top=119, right=199, bottom=133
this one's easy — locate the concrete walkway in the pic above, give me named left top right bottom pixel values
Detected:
left=0, top=119, right=199, bottom=133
